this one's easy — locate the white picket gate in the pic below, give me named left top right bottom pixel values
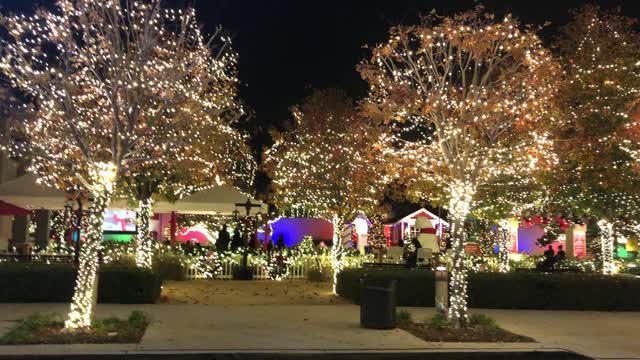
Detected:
left=186, top=260, right=308, bottom=280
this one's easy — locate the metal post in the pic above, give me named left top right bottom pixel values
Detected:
left=435, top=265, right=448, bottom=314
left=170, top=211, right=177, bottom=245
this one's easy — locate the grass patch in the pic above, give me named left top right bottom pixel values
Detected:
left=0, top=311, right=150, bottom=345
left=400, top=312, right=534, bottom=343
left=396, top=309, right=412, bottom=325
left=427, top=313, right=448, bottom=330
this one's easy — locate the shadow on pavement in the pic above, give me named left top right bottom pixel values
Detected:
left=0, top=350, right=593, bottom=360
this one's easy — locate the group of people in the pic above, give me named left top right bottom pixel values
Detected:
left=540, top=244, right=566, bottom=270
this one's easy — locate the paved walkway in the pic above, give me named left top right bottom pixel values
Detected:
left=402, top=307, right=640, bottom=360
left=0, top=303, right=637, bottom=359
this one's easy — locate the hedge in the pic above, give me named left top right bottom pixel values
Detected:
left=0, top=263, right=162, bottom=303
left=337, top=267, right=640, bottom=311
left=152, top=256, right=187, bottom=281
left=337, top=268, right=435, bottom=306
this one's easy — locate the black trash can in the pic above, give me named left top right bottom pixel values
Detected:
left=360, top=278, right=397, bottom=329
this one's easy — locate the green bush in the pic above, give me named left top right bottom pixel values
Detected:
left=337, top=267, right=640, bottom=310
left=98, top=265, right=162, bottom=303
left=469, top=313, right=497, bottom=330
left=624, top=266, right=640, bottom=276
left=468, top=271, right=640, bottom=310
left=306, top=269, right=327, bottom=282
left=428, top=313, right=448, bottom=330
left=0, top=311, right=149, bottom=345
left=396, top=309, right=412, bottom=325
left=152, top=254, right=187, bottom=281
left=232, top=266, right=254, bottom=280
left=337, top=268, right=435, bottom=306
left=0, top=263, right=162, bottom=303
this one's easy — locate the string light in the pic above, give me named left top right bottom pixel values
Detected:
left=134, top=197, right=154, bottom=269
left=359, top=8, right=561, bottom=327
left=0, top=0, right=247, bottom=329
left=549, top=5, right=640, bottom=274
left=65, top=162, right=116, bottom=329
left=264, top=89, right=389, bottom=294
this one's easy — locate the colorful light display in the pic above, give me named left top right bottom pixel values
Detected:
left=264, top=89, right=389, bottom=293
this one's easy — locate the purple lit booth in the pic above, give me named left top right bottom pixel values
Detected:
left=259, top=217, right=333, bottom=247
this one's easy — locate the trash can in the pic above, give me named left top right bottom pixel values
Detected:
left=360, top=278, right=397, bottom=329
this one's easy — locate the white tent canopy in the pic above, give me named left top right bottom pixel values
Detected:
left=0, top=173, right=266, bottom=215
left=0, top=173, right=131, bottom=210
left=153, top=185, right=267, bottom=216
left=0, top=173, right=68, bottom=210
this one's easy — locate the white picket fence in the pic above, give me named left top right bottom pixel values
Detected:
left=186, top=260, right=309, bottom=280
left=184, top=254, right=369, bottom=280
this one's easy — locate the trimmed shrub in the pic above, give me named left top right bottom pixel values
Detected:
left=468, top=272, right=640, bottom=310
left=152, top=254, right=187, bottom=281
left=232, top=266, right=254, bottom=280
left=0, top=263, right=162, bottom=303
left=337, top=267, right=640, bottom=310
left=306, top=269, right=328, bottom=282
left=337, top=268, right=435, bottom=306
left=98, top=265, right=162, bottom=303
left=0, top=263, right=75, bottom=302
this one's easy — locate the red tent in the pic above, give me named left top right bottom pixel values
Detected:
left=0, top=200, right=32, bottom=216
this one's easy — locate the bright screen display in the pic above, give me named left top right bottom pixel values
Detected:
left=102, top=209, right=137, bottom=233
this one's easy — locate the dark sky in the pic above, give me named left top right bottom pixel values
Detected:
left=0, top=0, right=637, bottom=200
left=180, top=0, right=635, bottom=143
left=3, top=0, right=634, bottom=142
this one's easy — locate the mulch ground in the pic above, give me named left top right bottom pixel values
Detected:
left=1, top=320, right=148, bottom=345
left=6, top=326, right=146, bottom=344
left=160, top=279, right=346, bottom=305
left=399, top=322, right=535, bottom=343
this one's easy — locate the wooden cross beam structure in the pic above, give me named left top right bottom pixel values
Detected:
left=235, top=198, right=262, bottom=217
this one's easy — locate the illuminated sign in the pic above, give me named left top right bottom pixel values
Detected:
left=573, top=225, right=586, bottom=259
left=507, top=218, right=519, bottom=253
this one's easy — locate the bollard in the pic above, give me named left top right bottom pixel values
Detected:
left=435, top=265, right=448, bottom=314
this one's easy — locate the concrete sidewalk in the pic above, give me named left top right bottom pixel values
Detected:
left=402, top=307, right=640, bottom=360
left=0, top=303, right=634, bottom=359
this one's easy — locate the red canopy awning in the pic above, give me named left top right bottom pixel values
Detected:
left=0, top=200, right=32, bottom=216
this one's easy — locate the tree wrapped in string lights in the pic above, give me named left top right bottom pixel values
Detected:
left=358, top=8, right=560, bottom=327
left=121, top=126, right=255, bottom=269
left=473, top=176, right=546, bottom=272
left=0, top=0, right=243, bottom=329
left=550, top=5, right=640, bottom=275
left=264, top=88, right=389, bottom=293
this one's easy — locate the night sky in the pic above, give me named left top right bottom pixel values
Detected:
left=0, top=0, right=637, bottom=206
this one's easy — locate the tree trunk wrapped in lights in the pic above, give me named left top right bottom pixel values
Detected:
left=135, top=196, right=154, bottom=269
left=597, top=219, right=616, bottom=275
left=65, top=188, right=112, bottom=329
left=497, top=220, right=511, bottom=273
left=65, top=162, right=117, bottom=329
left=446, top=182, right=474, bottom=327
left=359, top=8, right=560, bottom=326
left=330, top=215, right=344, bottom=295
